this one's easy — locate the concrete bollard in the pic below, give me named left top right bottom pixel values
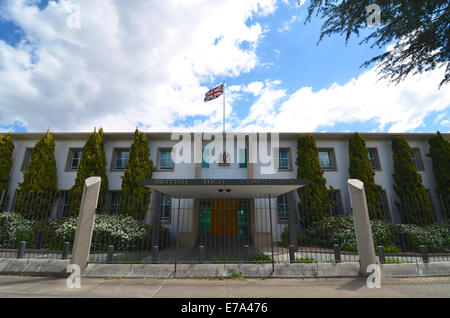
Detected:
left=347, top=179, right=377, bottom=276
left=334, top=244, right=341, bottom=263
left=106, top=245, right=114, bottom=264
left=198, top=245, right=205, bottom=262
left=17, top=241, right=26, bottom=259
left=243, top=245, right=250, bottom=261
left=61, top=242, right=70, bottom=260
left=152, top=246, right=159, bottom=264
left=420, top=245, right=429, bottom=264
left=71, top=177, right=102, bottom=274
left=35, top=230, right=44, bottom=250
left=378, top=246, right=386, bottom=264
left=289, top=245, right=295, bottom=263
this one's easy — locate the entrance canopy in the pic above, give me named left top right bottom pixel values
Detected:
left=141, top=179, right=309, bottom=199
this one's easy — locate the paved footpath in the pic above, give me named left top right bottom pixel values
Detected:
left=0, top=275, right=449, bottom=298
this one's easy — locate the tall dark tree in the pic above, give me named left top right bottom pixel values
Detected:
left=67, top=128, right=109, bottom=217
left=305, top=1, right=449, bottom=87
left=391, top=136, right=433, bottom=224
left=119, top=129, right=156, bottom=220
left=0, top=134, right=14, bottom=200
left=296, top=134, right=332, bottom=228
left=14, top=131, right=57, bottom=219
left=348, top=133, right=383, bottom=220
left=427, top=131, right=450, bottom=219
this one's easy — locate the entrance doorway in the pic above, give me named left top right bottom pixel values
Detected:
left=198, top=199, right=250, bottom=242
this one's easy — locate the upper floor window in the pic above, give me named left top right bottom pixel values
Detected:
left=367, top=148, right=381, bottom=170
left=411, top=148, right=425, bottom=171
left=276, top=148, right=290, bottom=170
left=277, top=194, right=288, bottom=221
left=239, top=149, right=248, bottom=168
left=158, top=148, right=174, bottom=170
left=21, top=148, right=33, bottom=171
left=318, top=148, right=336, bottom=170
left=67, top=149, right=83, bottom=171
left=202, top=148, right=210, bottom=168
left=112, top=149, right=129, bottom=170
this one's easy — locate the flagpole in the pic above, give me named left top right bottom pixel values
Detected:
left=223, top=80, right=226, bottom=133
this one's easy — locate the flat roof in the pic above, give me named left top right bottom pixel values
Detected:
left=3, top=131, right=449, bottom=141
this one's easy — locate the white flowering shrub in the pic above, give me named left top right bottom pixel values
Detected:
left=397, top=224, right=449, bottom=252
left=0, top=212, right=35, bottom=247
left=55, top=214, right=169, bottom=251
left=281, top=214, right=449, bottom=253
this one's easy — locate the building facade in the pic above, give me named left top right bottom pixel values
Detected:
left=3, top=132, right=448, bottom=246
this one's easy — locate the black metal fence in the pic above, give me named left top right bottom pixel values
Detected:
left=0, top=189, right=448, bottom=266
left=0, top=190, right=74, bottom=260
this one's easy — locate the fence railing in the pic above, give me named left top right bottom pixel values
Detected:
left=0, top=190, right=74, bottom=259
left=0, top=189, right=448, bottom=265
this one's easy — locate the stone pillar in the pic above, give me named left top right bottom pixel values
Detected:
left=287, top=190, right=298, bottom=251
left=71, top=177, right=101, bottom=274
left=151, top=190, right=163, bottom=248
left=194, top=132, right=202, bottom=179
left=347, top=179, right=377, bottom=275
left=247, top=133, right=257, bottom=179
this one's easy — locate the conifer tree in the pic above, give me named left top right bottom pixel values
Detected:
left=427, top=131, right=450, bottom=219
left=15, top=130, right=57, bottom=219
left=0, top=133, right=14, bottom=209
left=391, top=136, right=434, bottom=224
left=348, top=133, right=383, bottom=220
left=296, top=134, right=332, bottom=228
left=119, top=129, right=155, bottom=220
left=67, top=128, right=109, bottom=217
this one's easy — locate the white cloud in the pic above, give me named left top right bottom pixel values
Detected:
left=0, top=0, right=279, bottom=132
left=239, top=66, right=450, bottom=132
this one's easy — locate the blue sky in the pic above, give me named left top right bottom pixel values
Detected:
left=0, top=0, right=449, bottom=133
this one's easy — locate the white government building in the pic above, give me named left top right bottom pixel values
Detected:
left=3, top=132, right=448, bottom=247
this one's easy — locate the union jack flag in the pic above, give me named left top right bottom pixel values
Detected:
left=204, top=83, right=224, bottom=102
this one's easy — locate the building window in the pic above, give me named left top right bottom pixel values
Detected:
left=367, top=148, right=381, bottom=170
left=318, top=148, right=336, bottom=170
left=109, top=192, right=121, bottom=215
left=276, top=148, right=290, bottom=170
left=21, top=148, right=33, bottom=171
left=112, top=149, right=129, bottom=170
left=67, top=149, right=83, bottom=171
left=411, top=148, right=425, bottom=171
left=161, top=194, right=171, bottom=223
left=329, top=190, right=343, bottom=216
left=239, top=149, right=248, bottom=168
left=202, top=148, right=210, bottom=168
left=158, top=149, right=174, bottom=170
left=277, top=194, right=288, bottom=221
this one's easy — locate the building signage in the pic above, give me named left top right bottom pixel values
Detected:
left=142, top=179, right=309, bottom=186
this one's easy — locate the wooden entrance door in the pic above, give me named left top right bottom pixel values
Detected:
left=211, top=199, right=238, bottom=237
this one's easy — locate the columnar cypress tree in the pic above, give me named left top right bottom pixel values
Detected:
left=15, top=130, right=57, bottom=219
left=426, top=131, right=450, bottom=219
left=348, top=133, right=383, bottom=220
left=296, top=134, right=332, bottom=228
left=0, top=134, right=15, bottom=203
left=119, top=129, right=155, bottom=220
left=67, top=128, right=109, bottom=217
left=391, top=136, right=434, bottom=225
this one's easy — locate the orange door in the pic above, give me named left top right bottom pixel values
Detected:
left=211, top=199, right=238, bottom=237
